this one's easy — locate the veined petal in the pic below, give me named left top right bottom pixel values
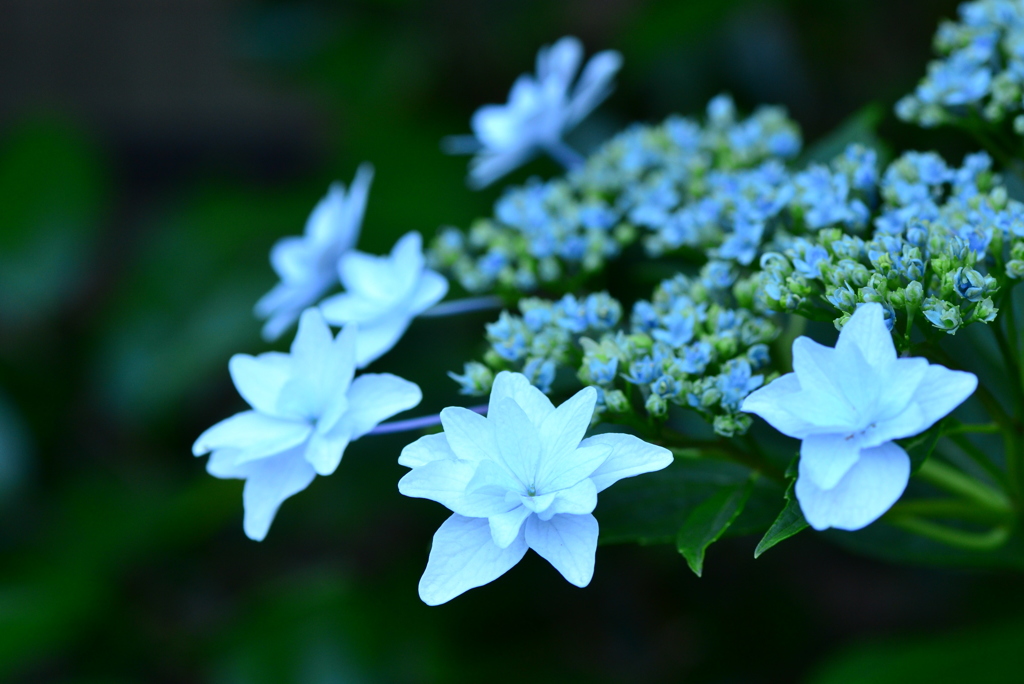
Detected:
left=583, top=433, right=673, bottom=493
left=873, top=356, right=929, bottom=422
left=239, top=447, right=318, bottom=541
left=777, top=387, right=859, bottom=433
left=800, top=432, right=864, bottom=490
left=835, top=302, right=897, bottom=368
left=537, top=386, right=597, bottom=483
left=910, top=365, right=978, bottom=430
left=409, top=270, right=449, bottom=316
left=303, top=430, right=351, bottom=476
left=418, top=514, right=528, bottom=606
left=399, top=433, right=456, bottom=468
left=228, top=352, right=292, bottom=417
left=539, top=444, right=610, bottom=494
left=538, top=477, right=597, bottom=520
left=795, top=441, right=910, bottom=531
left=338, top=373, right=421, bottom=439
left=492, top=398, right=543, bottom=485
left=740, top=373, right=819, bottom=438
left=791, top=337, right=864, bottom=417
left=489, top=505, right=533, bottom=549
left=524, top=513, right=598, bottom=588
left=488, top=371, right=555, bottom=427
left=398, top=458, right=478, bottom=511
left=354, top=312, right=413, bottom=368
left=440, top=406, right=501, bottom=463
left=193, top=411, right=311, bottom=463
left=317, top=324, right=358, bottom=434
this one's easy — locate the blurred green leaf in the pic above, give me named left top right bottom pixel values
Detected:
left=807, top=620, right=1024, bottom=684
left=901, top=419, right=944, bottom=474
left=754, top=479, right=808, bottom=559
left=676, top=475, right=755, bottom=576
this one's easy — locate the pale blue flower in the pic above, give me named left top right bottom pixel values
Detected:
left=398, top=371, right=672, bottom=605
left=193, top=309, right=422, bottom=541
left=741, top=303, right=977, bottom=531
left=319, top=232, right=448, bottom=367
left=255, top=165, right=374, bottom=341
left=445, top=36, right=623, bottom=188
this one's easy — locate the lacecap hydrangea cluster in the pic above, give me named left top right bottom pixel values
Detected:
left=427, top=94, right=802, bottom=294
left=896, top=0, right=1024, bottom=131
left=446, top=102, right=1024, bottom=439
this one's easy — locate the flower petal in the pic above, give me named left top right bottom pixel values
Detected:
left=582, top=433, right=673, bottom=493
left=539, top=477, right=597, bottom=520
left=795, top=441, right=910, bottom=531
left=319, top=291, right=385, bottom=324
left=228, top=352, right=292, bottom=417
left=290, top=308, right=334, bottom=377
left=539, top=444, right=610, bottom=493
left=740, top=373, right=818, bottom=438
left=398, top=458, right=479, bottom=511
left=492, top=397, right=543, bottom=486
left=799, top=431, right=864, bottom=490
left=338, top=373, right=422, bottom=439
left=488, top=371, right=556, bottom=427
left=353, top=312, right=414, bottom=368
left=303, top=430, right=351, bottom=476
left=836, top=302, right=897, bottom=368
left=409, top=269, right=450, bottom=316
left=536, top=386, right=597, bottom=483
left=489, top=505, right=533, bottom=549
left=440, top=406, right=501, bottom=463
left=239, top=447, right=318, bottom=541
left=316, top=324, right=358, bottom=434
left=192, top=411, right=311, bottom=464
left=910, top=365, right=978, bottom=430
left=568, top=49, right=621, bottom=126
left=524, top=513, right=598, bottom=588
left=399, top=433, right=456, bottom=468
left=418, top=514, right=528, bottom=606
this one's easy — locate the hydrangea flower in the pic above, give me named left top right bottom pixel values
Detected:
left=741, top=303, right=977, bottom=531
left=446, top=36, right=622, bottom=188
left=255, top=165, right=374, bottom=341
left=319, top=232, right=448, bottom=367
left=398, top=371, right=672, bottom=605
left=193, top=309, right=422, bottom=541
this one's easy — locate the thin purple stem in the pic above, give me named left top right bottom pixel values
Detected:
left=420, top=296, right=504, bottom=318
left=368, top=404, right=488, bottom=435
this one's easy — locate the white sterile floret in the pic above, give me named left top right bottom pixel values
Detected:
left=398, top=371, right=672, bottom=605
left=255, top=164, right=374, bottom=341
left=319, top=231, right=448, bottom=368
left=449, top=36, right=622, bottom=188
left=193, top=308, right=421, bottom=541
left=741, top=302, right=977, bottom=531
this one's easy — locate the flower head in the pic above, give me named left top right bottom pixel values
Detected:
left=319, top=231, right=448, bottom=367
left=193, top=309, right=422, bottom=540
left=255, top=164, right=374, bottom=341
left=446, top=36, right=622, bottom=188
left=741, top=302, right=977, bottom=531
left=398, top=371, right=672, bottom=605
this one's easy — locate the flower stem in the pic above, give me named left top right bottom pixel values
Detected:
left=368, top=405, right=487, bottom=435
left=420, top=296, right=504, bottom=318
left=887, top=514, right=1012, bottom=551
left=943, top=432, right=1010, bottom=490
left=544, top=141, right=586, bottom=170
left=888, top=498, right=1013, bottom=525
left=916, top=458, right=1013, bottom=514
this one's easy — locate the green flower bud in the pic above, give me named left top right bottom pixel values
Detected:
left=645, top=393, right=668, bottom=418
left=604, top=389, right=630, bottom=414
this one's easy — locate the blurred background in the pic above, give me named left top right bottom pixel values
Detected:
left=2, top=0, right=1023, bottom=681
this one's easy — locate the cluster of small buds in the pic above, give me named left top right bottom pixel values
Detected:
left=458, top=269, right=779, bottom=436
left=758, top=149, right=1022, bottom=338
left=427, top=94, right=802, bottom=294
left=896, top=0, right=1024, bottom=130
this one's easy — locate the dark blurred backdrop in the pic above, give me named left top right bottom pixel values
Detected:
left=4, top=1, right=1023, bottom=682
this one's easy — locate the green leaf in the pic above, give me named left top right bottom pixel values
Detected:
left=754, top=479, right=809, bottom=558
left=596, top=458, right=782, bottom=545
left=900, top=419, right=945, bottom=473
left=675, top=475, right=755, bottom=577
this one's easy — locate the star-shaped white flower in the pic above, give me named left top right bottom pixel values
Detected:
left=447, top=36, right=622, bottom=188
left=398, top=371, right=672, bottom=605
left=193, top=308, right=422, bottom=541
left=741, top=302, right=977, bottom=531
left=255, top=164, right=374, bottom=341
left=319, top=231, right=448, bottom=368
